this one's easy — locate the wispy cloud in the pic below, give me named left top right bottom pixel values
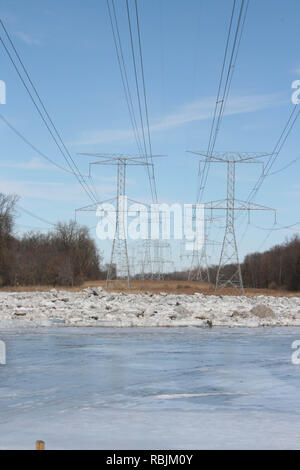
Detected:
left=72, top=92, right=284, bottom=146
left=0, top=157, right=51, bottom=171
left=0, top=178, right=115, bottom=202
left=13, top=31, right=40, bottom=46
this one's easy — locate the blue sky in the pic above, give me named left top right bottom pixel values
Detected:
left=0, top=0, right=300, bottom=268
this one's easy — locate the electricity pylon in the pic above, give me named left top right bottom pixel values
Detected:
left=140, top=238, right=153, bottom=279
left=139, top=235, right=173, bottom=280
left=188, top=245, right=208, bottom=282
left=188, top=151, right=276, bottom=290
left=180, top=207, right=221, bottom=283
left=186, top=214, right=223, bottom=282
left=76, top=153, right=163, bottom=288
left=187, top=239, right=222, bottom=282
left=153, top=240, right=174, bottom=278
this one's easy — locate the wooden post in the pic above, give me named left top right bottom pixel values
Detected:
left=36, top=440, right=45, bottom=450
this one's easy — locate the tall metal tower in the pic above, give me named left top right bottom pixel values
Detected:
left=140, top=238, right=153, bottom=279
left=106, top=156, right=130, bottom=288
left=188, top=151, right=276, bottom=290
left=180, top=207, right=221, bottom=283
left=188, top=245, right=209, bottom=282
left=186, top=215, right=223, bottom=282
left=139, top=228, right=172, bottom=280
left=153, top=240, right=174, bottom=277
left=76, top=153, right=160, bottom=288
left=187, top=238, right=222, bottom=282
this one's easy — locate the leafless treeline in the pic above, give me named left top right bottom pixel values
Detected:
left=0, top=193, right=104, bottom=286
left=242, top=235, right=300, bottom=290
left=166, top=235, right=300, bottom=291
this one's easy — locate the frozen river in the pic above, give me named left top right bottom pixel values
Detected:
left=1, top=327, right=300, bottom=449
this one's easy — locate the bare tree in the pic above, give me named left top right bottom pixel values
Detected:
left=0, top=193, right=18, bottom=285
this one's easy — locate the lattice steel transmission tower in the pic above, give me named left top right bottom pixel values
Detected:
left=138, top=239, right=170, bottom=280
left=181, top=230, right=208, bottom=282
left=185, top=214, right=223, bottom=282
left=188, top=151, right=276, bottom=290
left=139, top=238, right=153, bottom=279
left=187, top=237, right=222, bottom=282
left=76, top=153, right=160, bottom=288
left=188, top=244, right=208, bottom=282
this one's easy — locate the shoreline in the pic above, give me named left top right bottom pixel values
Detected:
left=1, top=286, right=300, bottom=328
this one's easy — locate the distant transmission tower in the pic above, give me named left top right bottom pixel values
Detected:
left=188, top=245, right=208, bottom=282
left=154, top=241, right=174, bottom=277
left=76, top=153, right=161, bottom=288
left=188, top=151, right=276, bottom=290
left=185, top=216, right=222, bottom=283
left=187, top=240, right=221, bottom=283
left=140, top=238, right=153, bottom=279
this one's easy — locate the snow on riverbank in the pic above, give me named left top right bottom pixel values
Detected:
left=0, top=287, right=300, bottom=328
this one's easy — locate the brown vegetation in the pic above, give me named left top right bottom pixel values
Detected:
left=2, top=279, right=300, bottom=297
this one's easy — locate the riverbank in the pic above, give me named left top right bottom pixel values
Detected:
left=0, top=286, right=300, bottom=327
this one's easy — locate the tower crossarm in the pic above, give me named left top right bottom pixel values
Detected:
left=187, top=150, right=273, bottom=163
left=204, top=199, right=276, bottom=213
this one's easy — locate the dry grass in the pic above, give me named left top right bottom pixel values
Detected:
left=1, top=279, right=300, bottom=297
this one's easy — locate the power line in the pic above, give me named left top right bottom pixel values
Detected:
left=246, top=106, right=300, bottom=204
left=210, top=0, right=249, bottom=151
left=256, top=222, right=276, bottom=251
left=206, top=0, right=237, bottom=155
left=237, top=105, right=300, bottom=248
left=107, top=0, right=157, bottom=202
left=15, top=224, right=51, bottom=231
left=106, top=0, right=165, bottom=278
left=107, top=0, right=144, bottom=157
left=134, top=0, right=158, bottom=202
left=267, top=153, right=300, bottom=176
left=17, top=205, right=56, bottom=226
left=251, top=221, right=300, bottom=231
left=0, top=113, right=88, bottom=176
left=125, top=0, right=148, bottom=159
left=196, top=0, right=249, bottom=203
left=125, top=0, right=155, bottom=203
left=0, top=19, right=98, bottom=204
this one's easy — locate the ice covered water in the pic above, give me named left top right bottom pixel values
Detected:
left=1, top=327, right=300, bottom=449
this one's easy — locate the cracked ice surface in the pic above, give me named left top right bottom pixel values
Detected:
left=0, top=287, right=300, bottom=328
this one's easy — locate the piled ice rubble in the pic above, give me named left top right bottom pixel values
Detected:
left=0, top=287, right=300, bottom=328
